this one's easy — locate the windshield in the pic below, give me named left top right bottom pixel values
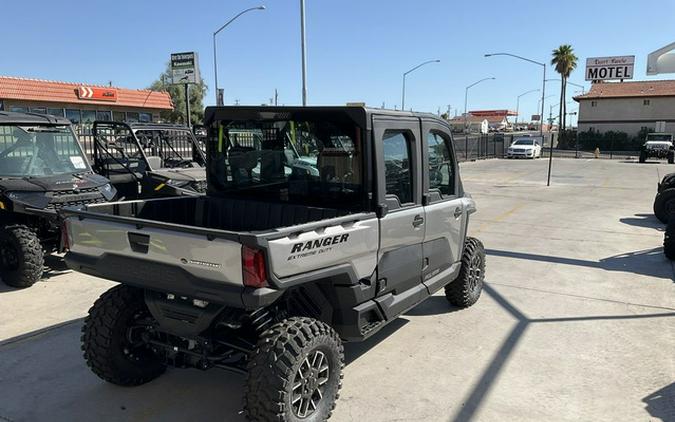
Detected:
left=0, top=125, right=90, bottom=177
left=207, top=117, right=362, bottom=209
left=646, top=134, right=672, bottom=142
left=513, top=139, right=535, bottom=146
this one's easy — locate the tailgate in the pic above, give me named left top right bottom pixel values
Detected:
left=64, top=215, right=243, bottom=288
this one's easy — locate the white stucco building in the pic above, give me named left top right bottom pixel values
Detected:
left=574, top=80, right=675, bottom=137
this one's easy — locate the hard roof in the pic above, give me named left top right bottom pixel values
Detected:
left=0, top=111, right=71, bottom=125
left=574, top=80, right=675, bottom=101
left=0, top=76, right=173, bottom=110
left=204, top=105, right=446, bottom=129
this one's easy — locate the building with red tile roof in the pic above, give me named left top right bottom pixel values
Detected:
left=0, top=76, right=173, bottom=125
left=573, top=80, right=675, bottom=136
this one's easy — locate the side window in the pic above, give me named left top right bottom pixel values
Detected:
left=383, top=130, right=413, bottom=205
left=427, top=131, right=455, bottom=197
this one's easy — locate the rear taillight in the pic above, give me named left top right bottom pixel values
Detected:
left=60, top=219, right=71, bottom=251
left=242, top=246, right=267, bottom=288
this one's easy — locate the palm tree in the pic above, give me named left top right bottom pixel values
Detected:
left=551, top=45, right=578, bottom=133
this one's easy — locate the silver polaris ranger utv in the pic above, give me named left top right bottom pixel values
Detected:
left=62, top=106, right=486, bottom=421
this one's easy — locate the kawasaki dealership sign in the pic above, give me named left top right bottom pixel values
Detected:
left=171, top=52, right=201, bottom=84
left=585, top=56, right=635, bottom=81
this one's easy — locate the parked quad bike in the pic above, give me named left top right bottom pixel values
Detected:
left=0, top=112, right=116, bottom=288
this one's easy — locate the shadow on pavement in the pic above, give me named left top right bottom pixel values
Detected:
left=619, top=213, right=664, bottom=231
left=643, top=382, right=675, bottom=422
left=487, top=247, right=674, bottom=281
left=0, top=314, right=411, bottom=422
left=42, top=254, right=71, bottom=280
left=404, top=295, right=463, bottom=317
left=450, top=283, right=675, bottom=422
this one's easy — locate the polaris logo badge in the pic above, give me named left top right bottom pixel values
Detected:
left=288, top=234, right=350, bottom=260
left=180, top=258, right=221, bottom=268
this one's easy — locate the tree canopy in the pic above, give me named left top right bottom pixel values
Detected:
left=149, top=63, right=208, bottom=125
left=551, top=45, right=578, bottom=132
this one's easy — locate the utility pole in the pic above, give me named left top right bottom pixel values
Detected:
left=274, top=88, right=278, bottom=106
left=300, top=0, right=308, bottom=106
left=184, top=82, right=191, bottom=127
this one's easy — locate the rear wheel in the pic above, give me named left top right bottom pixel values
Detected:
left=664, top=220, right=675, bottom=260
left=82, top=285, right=165, bottom=386
left=0, top=225, right=43, bottom=288
left=639, top=151, right=646, bottom=163
left=669, top=152, right=674, bottom=164
left=445, top=237, right=485, bottom=308
left=654, top=188, right=675, bottom=224
left=245, top=317, right=344, bottom=422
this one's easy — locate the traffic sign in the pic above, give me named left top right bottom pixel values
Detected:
left=171, top=52, right=201, bottom=84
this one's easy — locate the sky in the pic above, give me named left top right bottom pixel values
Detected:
left=3, top=0, right=675, bottom=124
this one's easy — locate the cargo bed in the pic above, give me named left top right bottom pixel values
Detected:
left=61, top=196, right=378, bottom=308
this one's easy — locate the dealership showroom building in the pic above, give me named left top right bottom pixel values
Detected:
left=0, top=76, right=172, bottom=125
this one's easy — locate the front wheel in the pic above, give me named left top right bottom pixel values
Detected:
left=445, top=237, right=486, bottom=308
left=245, top=317, right=344, bottom=422
left=0, top=225, right=43, bottom=288
left=654, top=188, right=675, bottom=224
left=82, top=285, right=166, bottom=386
left=665, top=220, right=675, bottom=260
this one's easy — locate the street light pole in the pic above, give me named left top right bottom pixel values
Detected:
left=515, top=89, right=539, bottom=126
left=485, top=52, right=552, bottom=185
left=464, top=77, right=495, bottom=133
left=213, top=5, right=266, bottom=106
left=401, top=59, right=440, bottom=111
left=300, top=0, right=307, bottom=106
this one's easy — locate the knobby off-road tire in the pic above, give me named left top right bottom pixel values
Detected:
left=0, top=225, right=43, bottom=288
left=664, top=220, right=675, bottom=260
left=653, top=188, right=675, bottom=224
left=445, top=237, right=486, bottom=308
left=639, top=151, right=647, bottom=163
left=82, top=285, right=165, bottom=386
left=245, top=317, right=344, bottom=422
left=669, top=153, right=675, bottom=165
left=659, top=173, right=675, bottom=193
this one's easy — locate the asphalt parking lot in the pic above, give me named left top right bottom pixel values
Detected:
left=0, top=158, right=673, bottom=422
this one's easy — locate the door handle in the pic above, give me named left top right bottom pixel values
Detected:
left=412, top=215, right=424, bottom=227
left=453, top=207, right=463, bottom=218
left=128, top=232, right=150, bottom=254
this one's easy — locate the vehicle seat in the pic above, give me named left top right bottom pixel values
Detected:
left=146, top=156, right=162, bottom=170
left=318, top=149, right=357, bottom=183
left=229, top=144, right=258, bottom=184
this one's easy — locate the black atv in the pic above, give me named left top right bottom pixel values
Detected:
left=0, top=112, right=116, bottom=287
left=653, top=172, right=675, bottom=224
left=92, top=121, right=206, bottom=200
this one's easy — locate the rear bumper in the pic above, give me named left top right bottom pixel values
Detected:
left=65, top=251, right=283, bottom=309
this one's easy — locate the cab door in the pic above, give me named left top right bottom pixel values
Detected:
left=372, top=115, right=427, bottom=319
left=421, top=120, right=466, bottom=294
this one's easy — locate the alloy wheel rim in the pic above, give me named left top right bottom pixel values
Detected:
left=467, top=255, right=483, bottom=291
left=291, top=350, right=330, bottom=418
